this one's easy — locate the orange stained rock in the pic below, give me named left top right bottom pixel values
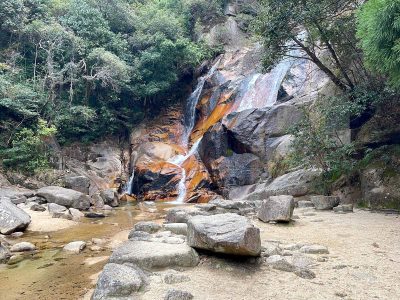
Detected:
left=182, top=155, right=211, bottom=193
left=119, top=194, right=137, bottom=202
left=136, top=160, right=181, bottom=176
left=190, top=91, right=234, bottom=142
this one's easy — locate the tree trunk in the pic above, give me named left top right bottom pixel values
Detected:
left=292, top=36, right=349, bottom=92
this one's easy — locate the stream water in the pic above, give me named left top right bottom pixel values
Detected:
left=0, top=202, right=176, bottom=300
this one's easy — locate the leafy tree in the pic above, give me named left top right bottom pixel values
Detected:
left=357, top=0, right=400, bottom=88
left=252, top=0, right=363, bottom=91
left=0, top=119, right=57, bottom=174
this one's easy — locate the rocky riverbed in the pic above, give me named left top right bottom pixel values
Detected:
left=1, top=193, right=399, bottom=299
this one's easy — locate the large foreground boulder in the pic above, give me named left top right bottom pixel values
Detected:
left=37, top=186, right=90, bottom=210
left=0, top=198, right=31, bottom=234
left=109, top=240, right=199, bottom=270
left=92, top=263, right=145, bottom=300
left=258, top=195, right=294, bottom=222
left=187, top=213, right=261, bottom=256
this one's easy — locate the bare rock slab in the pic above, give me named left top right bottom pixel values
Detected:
left=0, top=198, right=31, bottom=235
left=134, top=221, right=161, bottom=233
left=258, top=196, right=294, bottom=222
left=187, top=213, right=261, bottom=256
left=92, top=263, right=144, bottom=300
left=37, top=186, right=90, bottom=210
left=109, top=240, right=199, bottom=270
left=310, top=195, right=340, bottom=210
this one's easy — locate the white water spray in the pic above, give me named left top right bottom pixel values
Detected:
left=124, top=170, right=135, bottom=194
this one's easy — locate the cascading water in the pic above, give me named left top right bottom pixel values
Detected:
left=124, top=171, right=135, bottom=194
left=169, top=58, right=221, bottom=203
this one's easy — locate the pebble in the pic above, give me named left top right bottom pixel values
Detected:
left=300, top=245, right=329, bottom=254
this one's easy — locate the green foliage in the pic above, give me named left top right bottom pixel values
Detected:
left=252, top=0, right=364, bottom=91
left=357, top=0, right=400, bottom=87
left=0, top=119, right=57, bottom=174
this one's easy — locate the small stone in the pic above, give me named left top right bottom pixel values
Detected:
left=48, top=203, right=67, bottom=214
left=162, top=271, right=191, bottom=284
left=7, top=254, right=24, bottom=265
left=69, top=208, right=84, bottom=220
left=10, top=232, right=24, bottom=238
left=261, top=242, right=282, bottom=257
left=372, top=242, right=379, bottom=248
left=92, top=238, right=107, bottom=245
left=335, top=292, right=348, bottom=298
left=30, top=204, right=46, bottom=212
left=294, top=268, right=316, bottom=279
left=63, top=241, right=86, bottom=253
left=333, top=265, right=348, bottom=270
left=90, top=245, right=102, bottom=251
left=281, top=250, right=293, bottom=256
left=300, top=245, right=329, bottom=254
left=164, top=289, right=193, bottom=300
left=265, top=255, right=296, bottom=272
left=103, top=205, right=113, bottom=210
left=10, top=242, right=36, bottom=252
left=134, top=221, right=161, bottom=233
left=85, top=212, right=105, bottom=218
left=333, top=204, right=354, bottom=213
left=52, top=211, right=72, bottom=220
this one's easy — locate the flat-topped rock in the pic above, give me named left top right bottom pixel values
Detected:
left=258, top=195, right=295, bottom=222
left=92, top=263, right=144, bottom=300
left=0, top=198, right=31, bottom=235
left=300, top=244, right=329, bottom=254
left=187, top=213, right=261, bottom=256
left=37, top=186, right=90, bottom=210
left=109, top=240, right=199, bottom=270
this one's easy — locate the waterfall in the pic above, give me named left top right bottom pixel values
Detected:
left=167, top=58, right=221, bottom=203
left=168, top=137, right=203, bottom=204
left=124, top=170, right=135, bottom=194
left=182, top=58, right=221, bottom=145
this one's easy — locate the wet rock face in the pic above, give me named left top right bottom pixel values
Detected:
left=198, top=122, right=228, bottom=169
left=37, top=186, right=90, bottom=210
left=0, top=198, right=31, bottom=235
left=209, top=153, right=263, bottom=189
left=133, top=162, right=182, bottom=201
left=187, top=213, right=261, bottom=256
